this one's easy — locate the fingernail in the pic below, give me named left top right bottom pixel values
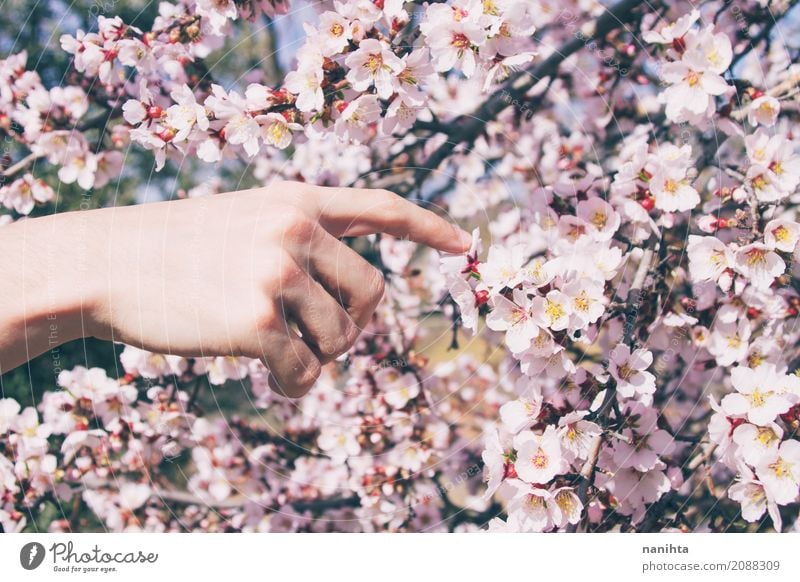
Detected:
left=457, top=228, right=472, bottom=250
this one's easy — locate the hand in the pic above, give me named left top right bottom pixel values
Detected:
left=72, top=181, right=470, bottom=397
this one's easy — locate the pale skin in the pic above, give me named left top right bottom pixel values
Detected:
left=0, top=181, right=471, bottom=397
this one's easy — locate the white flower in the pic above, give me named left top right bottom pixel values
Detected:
left=122, top=99, right=147, bottom=125
left=260, top=112, right=301, bottom=150
left=734, top=243, right=785, bottom=290
left=396, top=48, right=435, bottom=106
left=687, top=235, right=733, bottom=283
left=732, top=422, right=783, bottom=466
left=421, top=4, right=485, bottom=77
left=193, top=356, right=249, bottom=386
left=1, top=173, right=54, bottom=215
left=755, top=439, right=800, bottom=505
left=0, top=398, right=21, bottom=435
left=499, top=387, right=542, bottom=434
left=482, top=427, right=507, bottom=499
left=119, top=346, right=187, bottom=379
left=531, top=290, right=572, bottom=332
left=729, top=471, right=776, bottom=528
left=748, top=95, right=780, bottom=127
left=314, top=11, right=352, bottom=57
left=335, top=95, right=381, bottom=143
left=58, top=151, right=98, bottom=190
left=642, top=9, right=700, bottom=45
left=285, top=65, right=325, bottom=113
left=722, top=365, right=793, bottom=426
left=195, top=0, right=238, bottom=36
left=480, top=243, right=526, bottom=290
left=562, top=278, right=606, bottom=329
left=507, top=485, right=555, bottom=532
left=376, top=369, right=419, bottom=409
left=520, top=256, right=555, bottom=289
left=764, top=219, right=800, bottom=253
left=557, top=411, right=601, bottom=460
left=513, top=426, right=563, bottom=484
left=551, top=487, right=583, bottom=528
left=390, top=440, right=430, bottom=472
left=659, top=26, right=732, bottom=122
left=576, top=197, right=620, bottom=241
left=708, top=319, right=751, bottom=367
left=382, top=97, right=421, bottom=135
left=745, top=130, right=800, bottom=202
left=165, top=84, right=209, bottom=142
left=345, top=39, right=404, bottom=99
left=318, top=424, right=361, bottom=465
left=486, top=289, right=539, bottom=353
left=649, top=165, right=700, bottom=212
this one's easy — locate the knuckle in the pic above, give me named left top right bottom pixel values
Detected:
left=342, top=319, right=360, bottom=347
left=365, top=267, right=386, bottom=305
left=277, top=206, right=315, bottom=242
left=382, top=192, right=406, bottom=220
left=296, top=359, right=321, bottom=389
left=275, top=257, right=305, bottom=288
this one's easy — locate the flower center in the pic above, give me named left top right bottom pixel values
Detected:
left=617, top=362, right=636, bottom=381
left=749, top=388, right=770, bottom=408
left=365, top=54, right=384, bottom=74
left=745, top=248, right=767, bottom=266
left=573, top=292, right=590, bottom=312
left=769, top=457, right=793, bottom=479
left=545, top=300, right=565, bottom=323
left=451, top=33, right=470, bottom=49
left=531, top=449, right=549, bottom=469
left=772, top=226, right=790, bottom=242
left=756, top=427, right=778, bottom=445
left=592, top=211, right=607, bottom=228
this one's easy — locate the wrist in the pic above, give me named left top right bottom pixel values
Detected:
left=0, top=211, right=108, bottom=371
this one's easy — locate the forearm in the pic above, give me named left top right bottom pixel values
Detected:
left=0, top=211, right=104, bottom=373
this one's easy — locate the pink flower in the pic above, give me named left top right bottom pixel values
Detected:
left=0, top=173, right=53, bottom=215
left=345, top=39, right=404, bottom=99
left=609, top=344, right=656, bottom=400
left=334, top=95, right=381, bottom=143
left=513, top=426, right=563, bottom=484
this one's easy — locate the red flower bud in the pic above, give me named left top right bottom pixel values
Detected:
left=474, top=289, right=489, bottom=308
left=146, top=105, right=163, bottom=119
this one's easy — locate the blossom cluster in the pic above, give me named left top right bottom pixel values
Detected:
left=2, top=0, right=800, bottom=533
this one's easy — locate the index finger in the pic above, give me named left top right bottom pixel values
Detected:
left=307, top=185, right=472, bottom=254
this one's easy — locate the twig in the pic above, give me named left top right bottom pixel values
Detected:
left=569, top=235, right=659, bottom=530
left=622, top=235, right=658, bottom=347
left=1, top=151, right=40, bottom=180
